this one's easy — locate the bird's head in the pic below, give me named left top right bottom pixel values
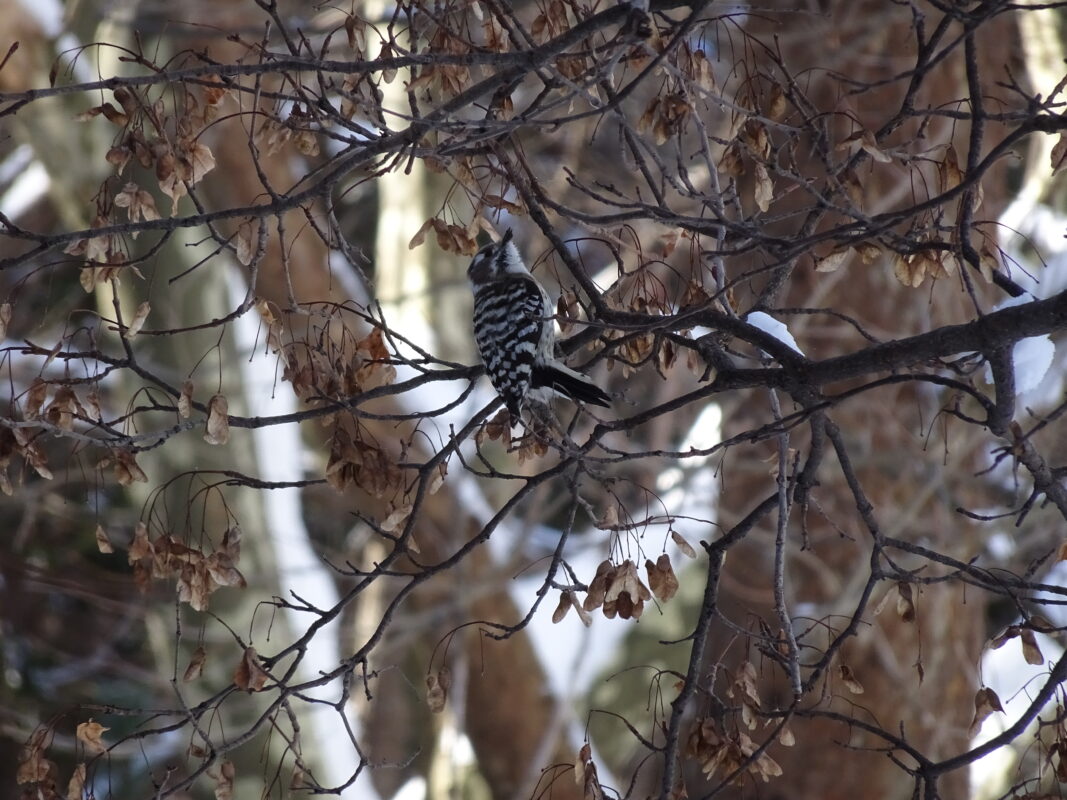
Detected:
left=467, top=228, right=526, bottom=285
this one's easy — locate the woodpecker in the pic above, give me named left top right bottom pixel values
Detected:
left=467, top=229, right=611, bottom=418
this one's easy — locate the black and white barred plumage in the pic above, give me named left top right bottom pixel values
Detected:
left=468, top=229, right=611, bottom=418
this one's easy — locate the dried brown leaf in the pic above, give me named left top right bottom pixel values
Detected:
left=233, top=646, right=269, bottom=691
left=128, top=521, right=153, bottom=563
left=76, top=720, right=108, bottom=755
left=25, top=377, right=47, bottom=419
left=178, top=380, right=193, bottom=419
left=766, top=84, right=787, bottom=121
left=940, top=145, right=963, bottom=192
left=183, top=645, right=206, bottom=682
left=552, top=591, right=572, bottom=623
left=1052, top=133, right=1067, bottom=176
left=408, top=218, right=434, bottom=250
left=67, top=763, right=86, bottom=800
left=123, top=301, right=150, bottom=338
left=379, top=504, right=411, bottom=533
left=595, top=505, right=620, bottom=530
left=583, top=560, right=614, bottom=611
left=95, top=524, right=113, bottom=554
left=671, top=529, right=697, bottom=558
left=203, top=394, right=230, bottom=445
left=115, top=449, right=148, bottom=485
left=968, top=686, right=1004, bottom=736
left=855, top=242, right=881, bottom=264
left=838, top=664, right=865, bottom=694
left=860, top=129, right=891, bottom=162
left=753, top=163, right=773, bottom=212
left=815, top=248, right=851, bottom=273
left=646, top=553, right=679, bottom=602
left=892, top=253, right=925, bottom=288
left=896, top=581, right=916, bottom=622
left=990, top=626, right=1020, bottom=650
left=571, top=592, right=592, bottom=627
left=212, top=759, right=235, bottom=800
left=1021, top=628, right=1044, bottom=665
left=718, top=140, right=744, bottom=178
left=426, top=673, right=446, bottom=713
left=16, top=744, right=53, bottom=785
left=235, top=220, right=258, bottom=266
left=185, top=142, right=215, bottom=184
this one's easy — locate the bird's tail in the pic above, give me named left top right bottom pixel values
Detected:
left=531, top=363, right=611, bottom=407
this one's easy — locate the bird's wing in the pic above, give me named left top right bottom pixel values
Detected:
left=472, top=276, right=547, bottom=414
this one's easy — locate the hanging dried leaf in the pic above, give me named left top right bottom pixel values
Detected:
left=67, top=763, right=86, bottom=800
left=235, top=219, right=258, bottom=266
left=379, top=504, right=412, bottom=533
left=742, top=120, right=771, bottom=160
left=114, top=183, right=160, bottom=231
left=426, top=672, right=446, bottom=713
left=896, top=581, right=916, bottom=622
left=583, top=560, right=614, bottom=612
left=646, top=553, right=679, bottom=602
left=574, top=743, right=589, bottom=787
left=233, top=647, right=270, bottom=691
left=25, top=377, right=47, bottom=419
left=358, top=326, right=390, bottom=361
left=968, top=686, right=1004, bottom=736
left=840, top=129, right=891, bottom=162
left=43, top=385, right=78, bottom=431
left=95, top=524, right=113, bottom=554
left=718, top=140, right=744, bottom=178
left=123, top=301, right=150, bottom=338
left=855, top=242, right=881, bottom=264
left=212, top=759, right=235, bottom=800
left=74, top=102, right=128, bottom=125
left=1052, top=133, right=1067, bottom=176
left=989, top=624, right=1020, bottom=649
left=114, top=449, right=148, bottom=485
left=203, top=394, right=230, bottom=445
left=940, top=145, right=963, bottom=192
left=178, top=380, right=194, bottom=418
left=16, top=727, right=54, bottom=786
left=766, top=84, right=787, bottom=120
left=838, top=664, right=865, bottom=694
left=177, top=563, right=211, bottom=611
left=739, top=730, right=783, bottom=781
left=671, top=529, right=697, bottom=558
left=815, top=248, right=851, bottom=273
left=427, top=461, right=447, bottom=495
left=605, top=559, right=651, bottom=620
left=76, top=721, right=108, bottom=755
left=184, top=141, right=216, bottom=184
left=1020, top=628, right=1044, bottom=665
left=408, top=218, right=434, bottom=249
left=892, top=253, right=921, bottom=287
left=552, top=591, right=572, bottom=623
left=753, top=163, right=773, bottom=212
left=183, top=645, right=206, bottom=682
left=777, top=725, right=795, bottom=747
left=571, top=592, right=592, bottom=627
left=595, top=505, right=620, bottom=530
left=206, top=551, right=246, bottom=589
left=128, top=521, right=153, bottom=563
